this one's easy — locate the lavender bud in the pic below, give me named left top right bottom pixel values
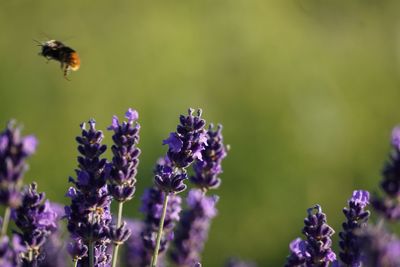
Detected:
left=154, top=157, right=187, bottom=193
left=67, top=239, right=88, bottom=262
left=109, top=221, right=131, bottom=245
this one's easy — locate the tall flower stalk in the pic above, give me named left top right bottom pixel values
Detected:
left=0, top=121, right=37, bottom=236
left=150, top=108, right=207, bottom=267
left=170, top=123, right=227, bottom=266
left=107, top=108, right=140, bottom=267
left=65, top=119, right=112, bottom=267
left=141, top=171, right=182, bottom=266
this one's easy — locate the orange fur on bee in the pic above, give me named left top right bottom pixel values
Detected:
left=69, top=52, right=80, bottom=71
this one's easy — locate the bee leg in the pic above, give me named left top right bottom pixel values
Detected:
left=63, top=66, right=71, bottom=81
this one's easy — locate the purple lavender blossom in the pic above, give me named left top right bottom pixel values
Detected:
left=358, top=225, right=400, bottom=267
left=139, top=186, right=182, bottom=266
left=154, top=156, right=188, bottom=194
left=107, top=108, right=140, bottom=203
left=338, top=190, right=370, bottom=267
left=162, top=108, right=207, bottom=169
left=0, top=121, right=37, bottom=208
left=285, top=205, right=336, bottom=267
left=13, top=183, right=57, bottom=265
left=372, top=126, right=400, bottom=220
left=284, top=238, right=308, bottom=267
left=65, top=119, right=112, bottom=266
left=170, top=189, right=218, bottom=266
left=190, top=124, right=227, bottom=191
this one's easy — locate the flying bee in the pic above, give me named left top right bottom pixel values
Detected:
left=36, top=40, right=80, bottom=79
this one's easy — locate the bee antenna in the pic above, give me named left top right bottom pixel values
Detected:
left=33, top=39, right=42, bottom=46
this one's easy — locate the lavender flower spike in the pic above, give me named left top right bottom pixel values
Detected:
left=190, top=124, right=227, bottom=191
left=13, top=183, right=57, bottom=266
left=338, top=190, right=370, bottom=267
left=152, top=109, right=207, bottom=267
left=0, top=121, right=37, bottom=211
left=285, top=205, right=336, bottom=267
left=65, top=119, right=112, bottom=266
left=170, top=189, right=218, bottom=267
left=107, top=108, right=140, bottom=203
left=107, top=109, right=140, bottom=267
left=358, top=225, right=400, bottom=267
left=372, top=126, right=400, bottom=220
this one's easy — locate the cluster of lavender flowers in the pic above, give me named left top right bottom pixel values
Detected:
left=0, top=107, right=233, bottom=267
left=284, top=126, right=400, bottom=267
left=6, top=107, right=400, bottom=267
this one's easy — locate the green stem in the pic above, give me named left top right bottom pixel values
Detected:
left=73, top=260, right=78, bottom=267
left=111, top=202, right=124, bottom=267
left=150, top=193, right=170, bottom=267
left=89, top=240, right=94, bottom=267
left=1, top=207, right=11, bottom=236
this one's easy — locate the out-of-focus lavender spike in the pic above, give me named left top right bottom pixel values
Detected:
left=0, top=121, right=37, bottom=209
left=190, top=124, right=227, bottom=191
left=170, top=189, right=218, bottom=266
left=358, top=225, right=400, bottom=267
left=65, top=119, right=112, bottom=266
left=372, top=126, right=400, bottom=220
left=40, top=202, right=68, bottom=267
left=13, top=183, right=57, bottom=265
left=123, top=219, right=166, bottom=267
left=338, top=190, right=370, bottom=266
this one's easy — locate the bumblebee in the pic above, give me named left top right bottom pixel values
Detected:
left=36, top=40, right=80, bottom=79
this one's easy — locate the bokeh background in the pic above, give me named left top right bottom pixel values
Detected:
left=1, top=0, right=400, bottom=266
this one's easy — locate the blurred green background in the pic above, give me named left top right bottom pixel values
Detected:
left=1, top=0, right=400, bottom=266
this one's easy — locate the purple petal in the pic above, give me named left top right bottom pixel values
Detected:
left=125, top=108, right=139, bottom=122
left=22, top=135, right=38, bottom=155
left=108, top=116, right=120, bottom=131
left=163, top=133, right=183, bottom=153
